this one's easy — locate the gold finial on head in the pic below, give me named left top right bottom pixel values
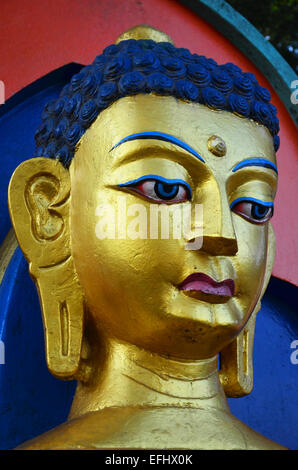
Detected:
left=115, top=25, right=174, bottom=45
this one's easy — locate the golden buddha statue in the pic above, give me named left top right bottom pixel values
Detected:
left=8, top=26, right=285, bottom=449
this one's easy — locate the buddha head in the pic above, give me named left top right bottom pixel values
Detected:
left=8, top=26, right=279, bottom=397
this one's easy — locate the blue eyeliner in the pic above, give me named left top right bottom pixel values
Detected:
left=110, top=131, right=205, bottom=163
left=232, top=158, right=278, bottom=173
left=230, top=197, right=274, bottom=210
left=117, top=174, right=192, bottom=198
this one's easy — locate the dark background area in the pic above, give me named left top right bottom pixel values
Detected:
left=228, top=0, right=298, bottom=72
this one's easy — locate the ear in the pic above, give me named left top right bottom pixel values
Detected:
left=219, top=223, right=276, bottom=397
left=8, top=157, right=84, bottom=379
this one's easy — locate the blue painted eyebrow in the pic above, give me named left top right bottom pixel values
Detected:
left=109, top=131, right=205, bottom=163
left=232, top=158, right=278, bottom=173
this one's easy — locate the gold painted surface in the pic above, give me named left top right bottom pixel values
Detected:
left=9, top=90, right=282, bottom=447
left=207, top=135, right=227, bottom=157
left=0, top=229, right=18, bottom=285
left=8, top=158, right=84, bottom=379
left=115, top=25, right=174, bottom=45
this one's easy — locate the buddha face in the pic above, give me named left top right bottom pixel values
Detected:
left=69, top=94, right=277, bottom=359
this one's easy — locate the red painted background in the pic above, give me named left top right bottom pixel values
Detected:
left=0, top=0, right=297, bottom=285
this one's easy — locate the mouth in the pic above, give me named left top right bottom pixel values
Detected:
left=178, top=273, right=235, bottom=304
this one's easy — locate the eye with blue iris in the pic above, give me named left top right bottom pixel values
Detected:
left=230, top=197, right=274, bottom=224
left=117, top=175, right=192, bottom=203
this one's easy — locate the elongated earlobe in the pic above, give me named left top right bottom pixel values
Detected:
left=8, top=157, right=84, bottom=379
left=219, top=309, right=257, bottom=397
left=219, top=223, right=276, bottom=397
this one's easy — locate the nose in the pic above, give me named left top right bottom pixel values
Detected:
left=200, top=235, right=238, bottom=256
left=186, top=232, right=238, bottom=255
left=186, top=181, right=238, bottom=256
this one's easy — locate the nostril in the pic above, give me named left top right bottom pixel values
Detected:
left=201, top=236, right=238, bottom=256
left=220, top=238, right=238, bottom=256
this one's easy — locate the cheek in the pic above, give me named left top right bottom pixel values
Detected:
left=234, top=216, right=268, bottom=295
left=71, top=179, right=186, bottom=297
left=71, top=227, right=188, bottom=345
left=70, top=192, right=186, bottom=316
left=80, top=237, right=183, bottom=297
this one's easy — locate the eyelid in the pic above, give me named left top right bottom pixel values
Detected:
left=230, top=196, right=274, bottom=210
left=117, top=174, right=193, bottom=199
left=227, top=171, right=277, bottom=201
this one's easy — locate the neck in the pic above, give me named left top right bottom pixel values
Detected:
left=69, top=337, right=229, bottom=420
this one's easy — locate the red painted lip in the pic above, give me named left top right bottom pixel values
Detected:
left=178, top=273, right=235, bottom=297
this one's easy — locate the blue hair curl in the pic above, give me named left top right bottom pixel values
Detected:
left=35, top=39, right=280, bottom=167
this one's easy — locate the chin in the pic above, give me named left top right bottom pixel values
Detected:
left=157, top=297, right=254, bottom=356
left=170, top=291, right=249, bottom=326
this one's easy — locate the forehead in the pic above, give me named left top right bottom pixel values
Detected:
left=74, top=94, right=276, bottom=171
